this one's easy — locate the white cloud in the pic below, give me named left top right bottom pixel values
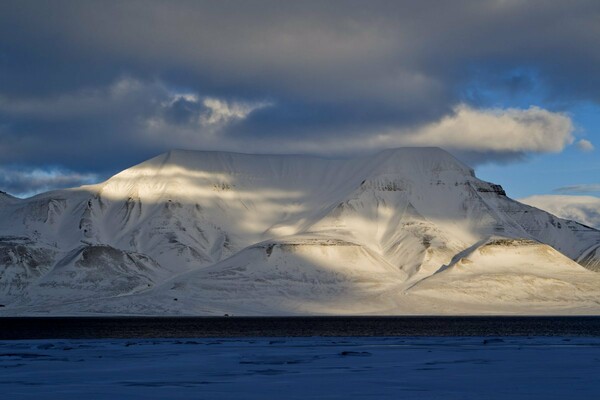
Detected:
left=246, top=104, right=575, bottom=157
left=200, top=97, right=272, bottom=127
left=0, top=78, right=272, bottom=131
left=142, top=91, right=274, bottom=147
left=576, top=139, right=594, bottom=152
left=0, top=166, right=98, bottom=198
left=401, top=105, right=574, bottom=153
left=520, top=194, right=600, bottom=229
left=163, top=92, right=200, bottom=107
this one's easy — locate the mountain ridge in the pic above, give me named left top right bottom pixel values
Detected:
left=2, top=147, right=600, bottom=315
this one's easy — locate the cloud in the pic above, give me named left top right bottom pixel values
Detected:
left=401, top=105, right=574, bottom=153
left=0, top=75, right=577, bottom=195
left=0, top=77, right=160, bottom=119
left=2, top=1, right=600, bottom=103
left=519, top=194, right=600, bottom=229
left=216, top=104, right=574, bottom=157
left=1, top=1, right=600, bottom=193
left=554, top=184, right=600, bottom=194
left=0, top=166, right=98, bottom=198
left=577, top=139, right=595, bottom=152
left=200, top=98, right=272, bottom=127
left=0, top=77, right=272, bottom=171
left=157, top=92, right=272, bottom=128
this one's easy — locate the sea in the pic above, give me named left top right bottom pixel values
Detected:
left=2, top=316, right=600, bottom=339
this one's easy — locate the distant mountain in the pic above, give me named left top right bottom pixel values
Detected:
left=520, top=194, right=600, bottom=230
left=2, top=148, right=600, bottom=315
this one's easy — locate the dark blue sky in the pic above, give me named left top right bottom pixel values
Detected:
left=1, top=0, right=599, bottom=197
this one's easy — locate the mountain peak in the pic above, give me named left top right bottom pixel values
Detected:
left=111, top=146, right=475, bottom=185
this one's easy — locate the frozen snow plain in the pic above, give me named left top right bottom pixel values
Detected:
left=2, top=336, right=600, bottom=399
left=3, top=147, right=600, bottom=315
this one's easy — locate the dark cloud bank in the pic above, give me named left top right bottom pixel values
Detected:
left=1, top=0, right=600, bottom=196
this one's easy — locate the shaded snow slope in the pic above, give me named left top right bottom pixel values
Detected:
left=1, top=148, right=600, bottom=315
left=102, top=238, right=409, bottom=316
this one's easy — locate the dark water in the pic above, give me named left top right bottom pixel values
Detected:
left=2, top=316, right=600, bottom=339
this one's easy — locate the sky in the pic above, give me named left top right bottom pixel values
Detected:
left=1, top=0, right=600, bottom=198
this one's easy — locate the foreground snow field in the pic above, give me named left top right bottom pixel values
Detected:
left=1, top=336, right=600, bottom=399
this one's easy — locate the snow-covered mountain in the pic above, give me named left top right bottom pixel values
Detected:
left=520, top=194, right=600, bottom=230
left=2, top=148, right=600, bottom=315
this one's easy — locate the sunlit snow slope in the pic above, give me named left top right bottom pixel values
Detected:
left=2, top=148, right=600, bottom=315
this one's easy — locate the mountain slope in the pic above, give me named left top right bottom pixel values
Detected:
left=1, top=148, right=600, bottom=315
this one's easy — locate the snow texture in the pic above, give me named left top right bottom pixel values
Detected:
left=1, top=147, right=600, bottom=315
left=1, top=337, right=600, bottom=399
